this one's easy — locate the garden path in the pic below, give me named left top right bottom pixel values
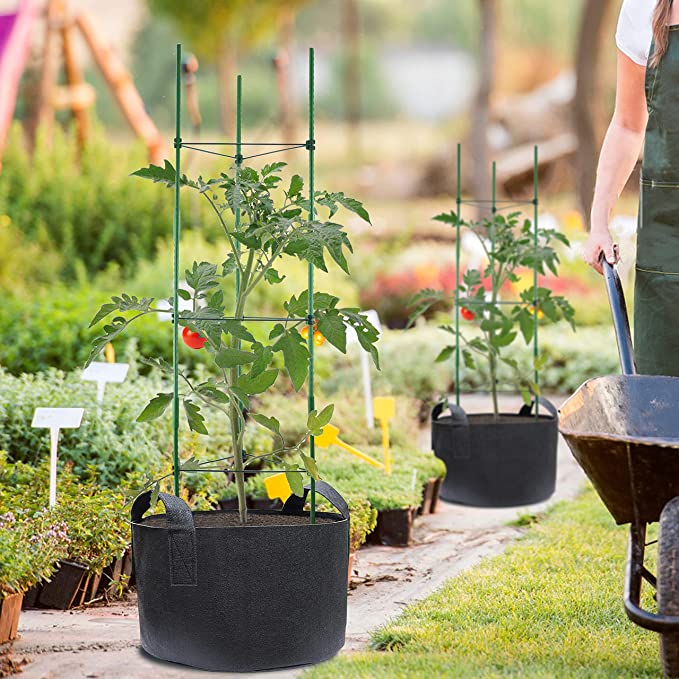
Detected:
left=8, top=394, right=584, bottom=679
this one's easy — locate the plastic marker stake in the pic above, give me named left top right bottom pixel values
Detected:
left=82, top=362, right=129, bottom=412
left=32, top=408, right=84, bottom=507
left=105, top=342, right=116, bottom=363
left=316, top=424, right=384, bottom=470
left=264, top=473, right=292, bottom=503
left=373, top=396, right=395, bottom=475
left=347, top=310, right=382, bottom=429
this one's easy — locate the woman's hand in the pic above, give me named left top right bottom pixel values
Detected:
left=584, top=228, right=619, bottom=275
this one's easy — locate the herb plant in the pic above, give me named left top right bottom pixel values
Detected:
left=87, top=161, right=379, bottom=523
left=410, top=211, right=575, bottom=417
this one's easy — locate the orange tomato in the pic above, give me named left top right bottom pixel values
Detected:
left=313, top=331, right=326, bottom=347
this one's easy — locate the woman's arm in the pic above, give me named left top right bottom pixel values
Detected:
left=584, top=50, right=648, bottom=274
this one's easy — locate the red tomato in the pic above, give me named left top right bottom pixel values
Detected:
left=461, top=308, right=475, bottom=321
left=182, top=326, right=207, bottom=350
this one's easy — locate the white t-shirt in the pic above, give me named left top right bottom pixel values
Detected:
left=616, top=0, right=655, bottom=66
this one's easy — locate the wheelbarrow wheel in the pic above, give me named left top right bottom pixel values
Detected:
left=658, top=497, right=679, bottom=677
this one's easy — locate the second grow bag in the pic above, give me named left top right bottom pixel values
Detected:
left=131, top=480, right=350, bottom=672
left=431, top=399, right=558, bottom=507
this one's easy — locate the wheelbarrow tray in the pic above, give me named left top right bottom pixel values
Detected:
left=560, top=374, right=679, bottom=525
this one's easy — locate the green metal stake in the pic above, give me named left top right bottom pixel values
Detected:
left=454, top=144, right=461, bottom=407
left=235, top=75, right=242, bottom=303
left=172, top=44, right=182, bottom=496
left=308, top=47, right=316, bottom=525
left=533, top=145, right=540, bottom=418
left=490, top=162, right=499, bottom=413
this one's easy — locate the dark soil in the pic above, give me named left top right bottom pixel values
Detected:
left=142, top=511, right=338, bottom=529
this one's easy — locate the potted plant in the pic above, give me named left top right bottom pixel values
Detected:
left=0, top=509, right=69, bottom=642
left=87, top=160, right=378, bottom=672
left=410, top=210, right=575, bottom=507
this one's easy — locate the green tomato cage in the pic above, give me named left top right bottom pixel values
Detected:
left=170, top=44, right=320, bottom=522
left=453, top=145, right=541, bottom=413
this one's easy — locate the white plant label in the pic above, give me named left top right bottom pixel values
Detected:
left=347, top=310, right=382, bottom=428
left=82, top=362, right=130, bottom=406
left=82, top=362, right=129, bottom=384
left=32, top=408, right=84, bottom=507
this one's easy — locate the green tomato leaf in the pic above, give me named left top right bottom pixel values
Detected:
left=307, top=404, right=334, bottom=435
left=264, top=268, right=286, bottom=285
left=229, top=386, right=251, bottom=409
left=150, top=482, right=160, bottom=509
left=286, top=470, right=305, bottom=497
left=251, top=413, right=281, bottom=436
left=137, top=392, right=173, bottom=422
left=288, top=174, right=304, bottom=198
left=222, top=320, right=255, bottom=343
left=215, top=349, right=256, bottom=369
left=317, top=312, right=347, bottom=353
left=237, top=369, right=279, bottom=395
left=185, top=261, right=219, bottom=293
left=177, top=289, right=192, bottom=301
left=184, top=400, right=209, bottom=435
left=301, top=454, right=321, bottom=481
left=274, top=330, right=310, bottom=391
left=89, top=302, right=118, bottom=328
left=131, top=160, right=198, bottom=188
left=435, top=346, right=455, bottom=363
left=180, top=456, right=203, bottom=472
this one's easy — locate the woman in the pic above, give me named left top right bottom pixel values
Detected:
left=585, top=0, right=679, bottom=376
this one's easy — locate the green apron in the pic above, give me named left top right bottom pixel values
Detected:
left=635, top=17, right=679, bottom=376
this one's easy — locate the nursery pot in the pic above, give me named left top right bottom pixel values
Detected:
left=131, top=480, right=350, bottom=673
left=38, top=560, right=88, bottom=610
left=431, top=399, right=558, bottom=508
left=0, top=592, right=23, bottom=644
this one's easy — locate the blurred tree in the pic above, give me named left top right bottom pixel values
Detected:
left=145, top=0, right=309, bottom=136
left=471, top=0, right=497, bottom=206
left=344, top=0, right=361, bottom=151
left=574, top=0, right=616, bottom=223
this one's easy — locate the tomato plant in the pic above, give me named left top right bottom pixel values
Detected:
left=410, top=211, right=575, bottom=417
left=87, top=161, right=379, bottom=523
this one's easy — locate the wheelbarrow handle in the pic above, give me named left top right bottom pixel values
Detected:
left=600, top=253, right=637, bottom=376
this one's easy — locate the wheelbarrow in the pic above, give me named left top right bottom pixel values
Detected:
left=559, top=258, right=679, bottom=677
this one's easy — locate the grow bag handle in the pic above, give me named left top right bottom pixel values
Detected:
left=131, top=491, right=197, bottom=587
left=431, top=402, right=471, bottom=460
left=281, top=480, right=350, bottom=520
left=518, top=397, right=557, bottom=419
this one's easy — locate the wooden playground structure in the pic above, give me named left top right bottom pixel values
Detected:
left=0, top=0, right=164, bottom=167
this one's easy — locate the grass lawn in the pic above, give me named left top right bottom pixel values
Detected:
left=305, top=488, right=663, bottom=678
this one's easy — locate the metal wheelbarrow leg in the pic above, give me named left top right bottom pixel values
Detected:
left=603, top=258, right=679, bottom=677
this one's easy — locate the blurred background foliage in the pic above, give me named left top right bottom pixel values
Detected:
left=2, top=0, right=629, bottom=391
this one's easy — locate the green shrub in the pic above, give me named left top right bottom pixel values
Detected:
left=0, top=454, right=127, bottom=573
left=0, top=215, right=64, bottom=295
left=256, top=388, right=422, bottom=450
left=0, top=286, right=171, bottom=375
left=0, top=508, right=69, bottom=596
left=315, top=449, right=427, bottom=512
left=0, top=124, right=215, bottom=279
left=0, top=368, right=166, bottom=487
left=0, top=367, right=282, bottom=494
left=323, top=323, right=620, bottom=409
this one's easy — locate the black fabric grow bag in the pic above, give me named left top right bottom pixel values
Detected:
left=131, top=481, right=350, bottom=672
left=431, top=399, right=558, bottom=507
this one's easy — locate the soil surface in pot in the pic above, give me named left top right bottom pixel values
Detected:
left=141, top=512, right=338, bottom=528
